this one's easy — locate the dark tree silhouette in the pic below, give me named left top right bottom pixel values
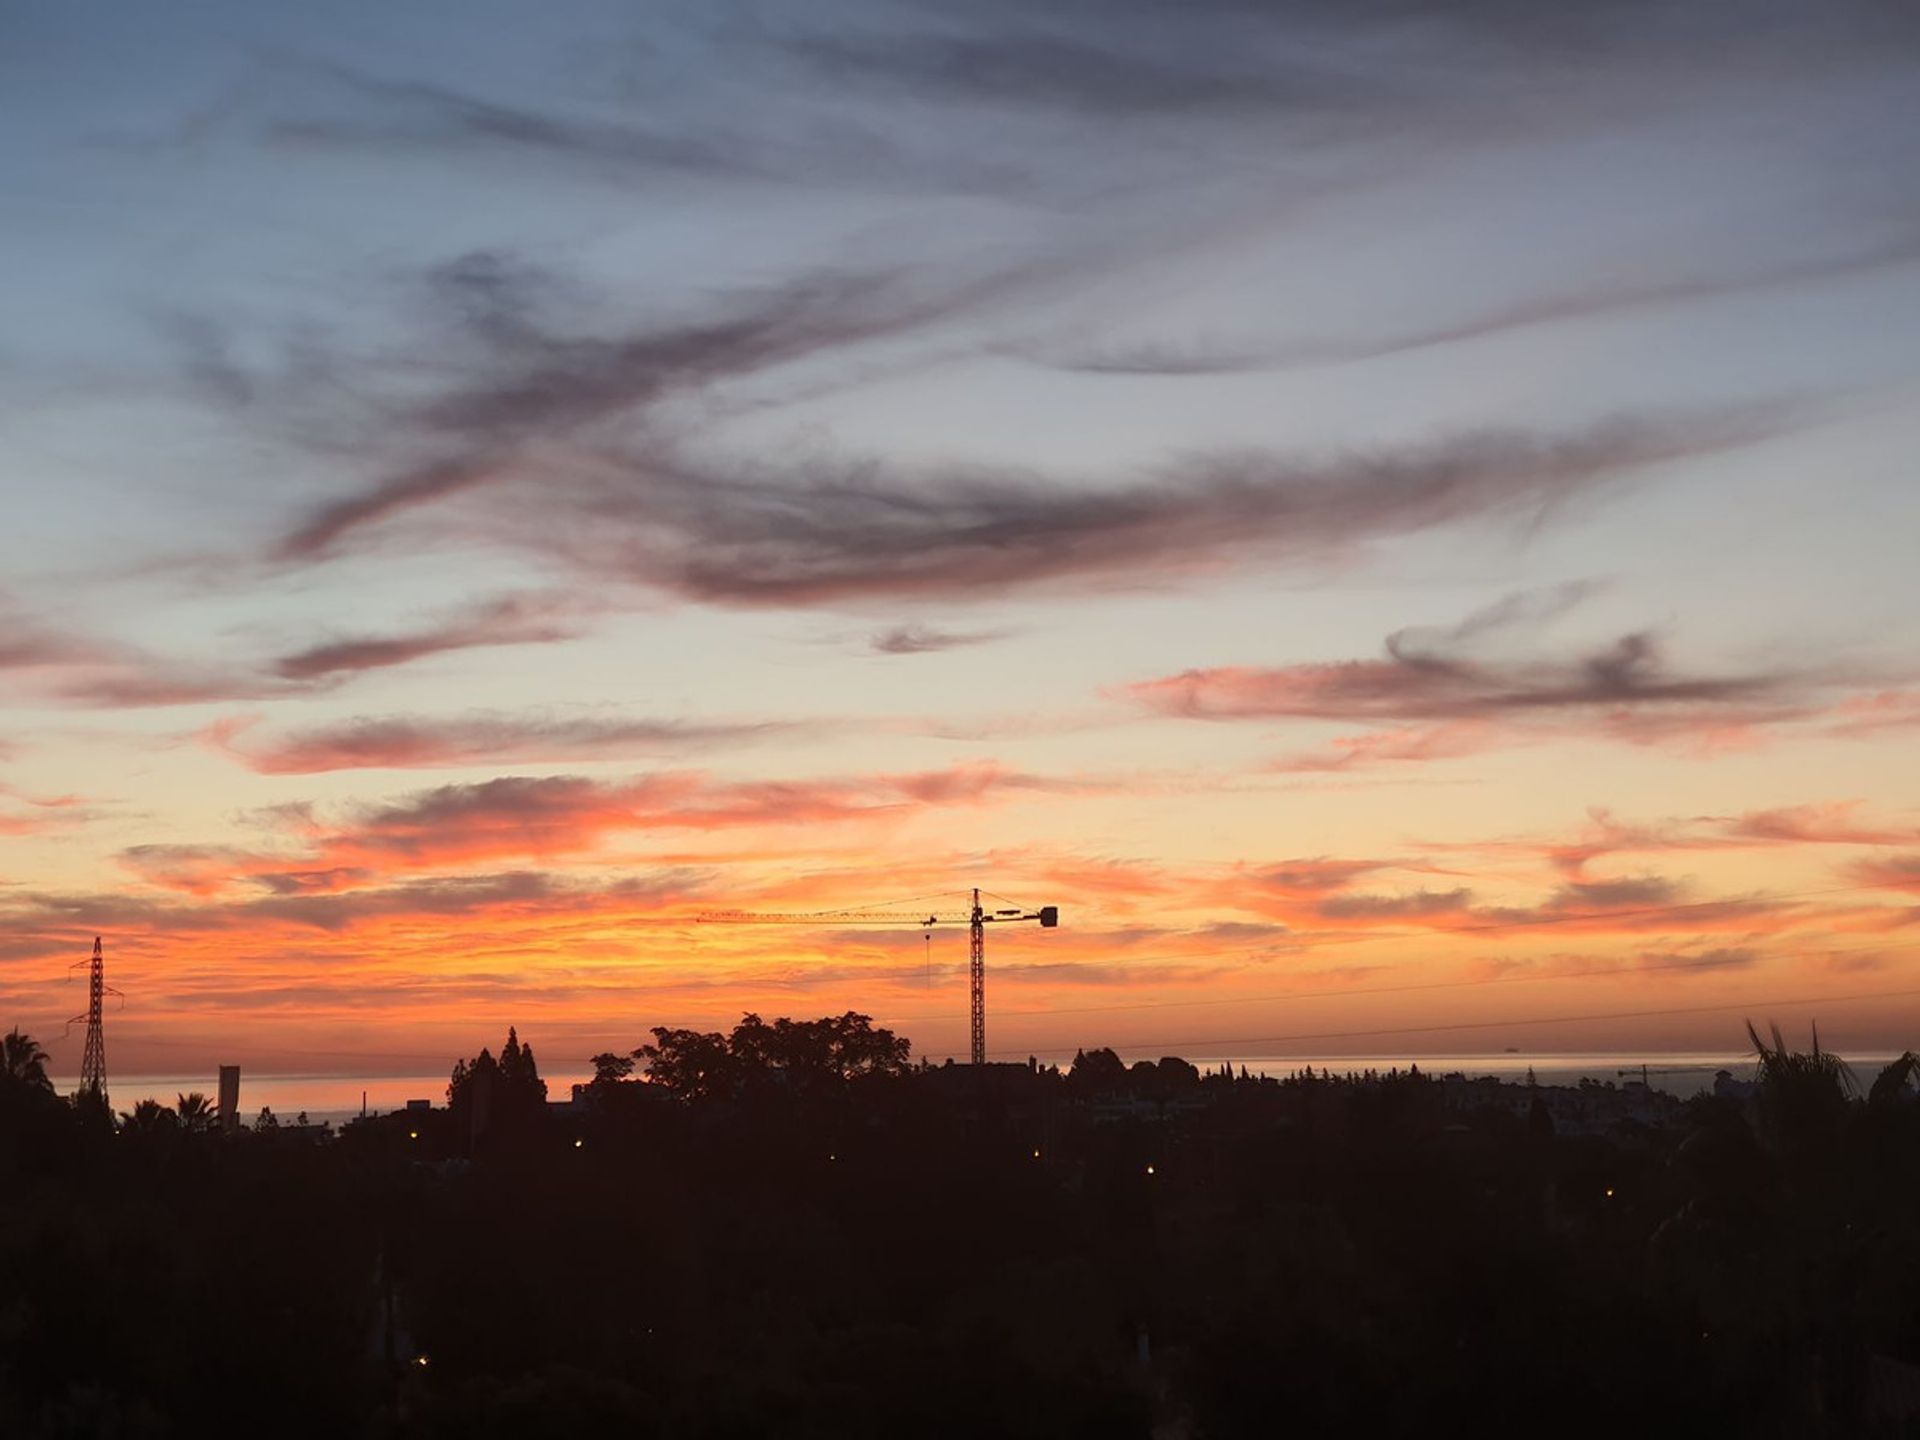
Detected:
left=588, top=1051, right=635, bottom=1089
left=448, top=1046, right=496, bottom=1106
left=449, top=1031, right=551, bottom=1146
left=499, top=1027, right=547, bottom=1102
left=175, top=1092, right=218, bottom=1134
left=1, top=1028, right=53, bottom=1093
left=1868, top=1051, right=1919, bottom=1108
left=728, top=1011, right=911, bottom=1083
left=120, top=1097, right=177, bottom=1133
left=1746, top=1019, right=1854, bottom=1158
left=634, top=1027, right=736, bottom=1102
left=1067, top=1046, right=1127, bottom=1093
left=7, top=1013, right=1920, bottom=1434
left=636, top=1012, right=910, bottom=1101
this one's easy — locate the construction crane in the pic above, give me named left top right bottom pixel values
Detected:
left=698, top=888, right=1059, bottom=1065
left=1616, top=1063, right=1725, bottom=1086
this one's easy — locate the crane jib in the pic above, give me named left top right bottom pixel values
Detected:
left=697, top=894, right=1059, bottom=1064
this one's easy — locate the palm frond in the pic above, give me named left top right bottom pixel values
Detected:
left=1870, top=1052, right=1920, bottom=1108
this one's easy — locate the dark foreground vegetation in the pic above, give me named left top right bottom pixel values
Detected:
left=5, top=1018, right=1920, bottom=1437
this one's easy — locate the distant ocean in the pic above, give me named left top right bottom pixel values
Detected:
left=70, top=1050, right=1854, bottom=1127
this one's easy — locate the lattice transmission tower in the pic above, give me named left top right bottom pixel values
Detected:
left=70, top=935, right=117, bottom=1104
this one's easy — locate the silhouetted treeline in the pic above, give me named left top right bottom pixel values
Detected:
left=5, top=1019, right=1920, bottom=1437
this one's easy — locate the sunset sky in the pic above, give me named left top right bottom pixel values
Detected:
left=5, top=0, right=1920, bottom=1081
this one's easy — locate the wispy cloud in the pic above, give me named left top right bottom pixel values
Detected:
left=784, top=25, right=1367, bottom=120
left=264, top=62, right=769, bottom=182
left=783, top=0, right=1919, bottom=127
left=206, top=710, right=812, bottom=774
left=1319, top=887, right=1474, bottom=920
left=1728, top=802, right=1920, bottom=848
left=1632, top=945, right=1762, bottom=974
left=268, top=256, right=1083, bottom=566
left=1465, top=877, right=1790, bottom=936
left=871, top=624, right=1012, bottom=655
left=1134, top=587, right=1904, bottom=766
left=1136, top=631, right=1796, bottom=726
left=118, top=844, right=258, bottom=897
left=270, top=591, right=586, bottom=680
left=0, top=597, right=116, bottom=673
left=1853, top=855, right=1920, bottom=894
left=1268, top=721, right=1497, bottom=774
left=1432, top=801, right=1920, bottom=880
left=1140, top=626, right=1822, bottom=754
left=126, top=761, right=1102, bottom=884
left=1035, top=226, right=1920, bottom=376
left=258, top=57, right=1031, bottom=198
left=277, top=455, right=500, bottom=565
left=484, top=410, right=1781, bottom=607
left=239, top=232, right=1798, bottom=608
left=2, top=587, right=594, bottom=712
left=51, top=660, right=305, bottom=710
left=0, top=867, right=707, bottom=946
left=1828, top=690, right=1920, bottom=738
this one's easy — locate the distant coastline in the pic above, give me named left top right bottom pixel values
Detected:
left=74, top=1048, right=1857, bottom=1125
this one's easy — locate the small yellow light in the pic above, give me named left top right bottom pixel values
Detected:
left=573, top=1138, right=583, bottom=1149
left=1032, top=1149, right=1041, bottom=1159
left=408, top=1131, right=419, bottom=1140
left=828, top=1153, right=836, bottom=1161
left=1146, top=1164, right=1156, bottom=1176
left=1604, top=1187, right=1614, bottom=1198
left=413, top=1355, right=429, bottom=1368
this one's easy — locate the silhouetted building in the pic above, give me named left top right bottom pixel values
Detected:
left=218, top=1065, right=241, bottom=1134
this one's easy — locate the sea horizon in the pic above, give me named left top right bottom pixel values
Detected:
left=63, top=1047, right=1847, bottom=1125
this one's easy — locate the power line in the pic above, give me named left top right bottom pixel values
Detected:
left=979, top=982, right=1920, bottom=1059
left=681, top=880, right=1889, bottom=987
left=872, top=927, right=1914, bottom=1030
left=936, top=946, right=1778, bottom=1023
left=1424, top=884, right=1870, bottom=937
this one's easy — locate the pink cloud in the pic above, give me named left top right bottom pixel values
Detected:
left=1127, top=593, right=1914, bottom=768
left=1269, top=721, right=1499, bottom=773
left=1853, top=855, right=1920, bottom=894
left=115, top=762, right=1099, bottom=892
left=203, top=710, right=807, bottom=774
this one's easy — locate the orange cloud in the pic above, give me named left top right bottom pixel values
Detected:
left=1730, top=802, right=1920, bottom=847
left=1853, top=855, right=1920, bottom=894
left=116, top=762, right=1099, bottom=895
left=1268, top=721, right=1498, bottom=773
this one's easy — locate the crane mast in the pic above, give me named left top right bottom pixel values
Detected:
left=969, top=889, right=986, bottom=1066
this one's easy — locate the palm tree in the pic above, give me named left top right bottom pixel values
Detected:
left=1746, top=1019, right=1855, bottom=1158
left=120, top=1097, right=178, bottom=1133
left=1748, top=1020, right=1856, bottom=1089
left=1, top=1028, right=53, bottom=1093
left=176, top=1091, right=218, bottom=1133
left=1868, top=1051, right=1919, bottom=1109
